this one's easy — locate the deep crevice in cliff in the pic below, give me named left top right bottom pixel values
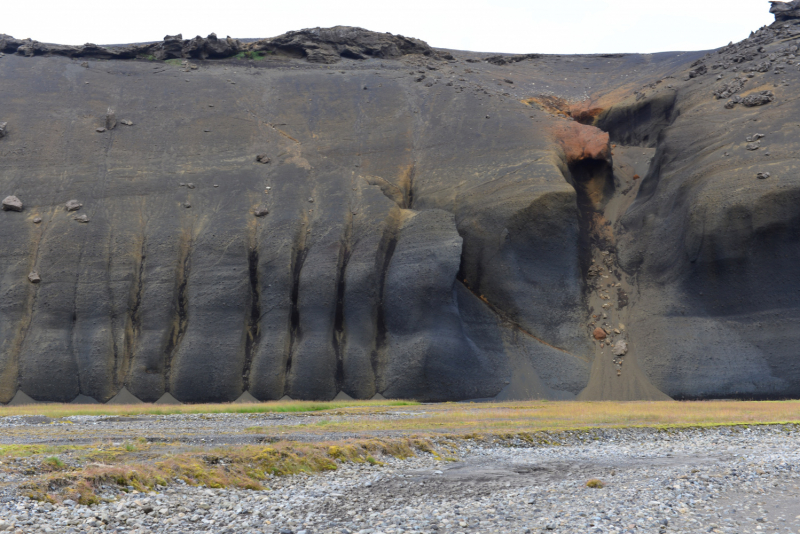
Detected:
left=594, top=92, right=677, bottom=149
left=333, top=216, right=353, bottom=394
left=371, top=227, right=399, bottom=387
left=333, top=245, right=350, bottom=393
left=569, top=158, right=616, bottom=270
left=122, top=240, right=146, bottom=386
left=285, top=240, right=308, bottom=382
left=242, top=247, right=261, bottom=392
left=163, top=245, right=191, bottom=393
left=404, top=163, right=416, bottom=210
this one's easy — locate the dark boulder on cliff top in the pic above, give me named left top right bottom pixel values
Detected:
left=770, top=0, right=800, bottom=20
left=259, top=26, right=434, bottom=63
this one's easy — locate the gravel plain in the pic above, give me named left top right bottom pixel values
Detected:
left=0, top=411, right=429, bottom=446
left=1, top=421, right=799, bottom=534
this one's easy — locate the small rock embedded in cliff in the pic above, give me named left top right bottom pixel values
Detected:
left=65, top=199, right=82, bottom=212
left=2, top=195, right=22, bottom=211
left=612, top=340, right=628, bottom=356
left=254, top=206, right=269, bottom=217
left=74, top=214, right=89, bottom=223
left=742, top=91, right=774, bottom=107
left=587, top=264, right=603, bottom=278
left=714, top=78, right=746, bottom=100
left=593, top=327, right=608, bottom=340
left=28, top=271, right=41, bottom=283
left=617, top=288, right=629, bottom=309
left=256, top=154, right=271, bottom=164
left=688, top=62, right=707, bottom=78
left=0, top=122, right=7, bottom=139
left=105, top=108, right=117, bottom=130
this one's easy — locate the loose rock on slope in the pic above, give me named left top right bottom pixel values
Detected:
left=1, top=196, right=22, bottom=211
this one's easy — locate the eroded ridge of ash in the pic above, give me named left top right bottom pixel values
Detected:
left=0, top=26, right=439, bottom=63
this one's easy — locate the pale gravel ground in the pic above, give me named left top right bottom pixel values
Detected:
left=1, top=425, right=799, bottom=534
left=0, top=411, right=429, bottom=445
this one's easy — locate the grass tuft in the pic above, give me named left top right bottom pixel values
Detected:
left=21, top=437, right=435, bottom=504
left=43, top=456, right=65, bottom=468
left=586, top=478, right=605, bottom=488
left=232, top=50, right=272, bottom=61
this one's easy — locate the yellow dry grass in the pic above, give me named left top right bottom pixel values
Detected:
left=21, top=438, right=433, bottom=505
left=0, top=399, right=417, bottom=418
left=249, top=400, right=800, bottom=435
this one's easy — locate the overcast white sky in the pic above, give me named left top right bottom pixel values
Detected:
left=3, top=0, right=777, bottom=54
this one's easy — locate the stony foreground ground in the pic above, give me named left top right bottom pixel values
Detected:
left=1, top=423, right=799, bottom=534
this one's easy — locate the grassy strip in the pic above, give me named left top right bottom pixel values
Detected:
left=248, top=400, right=800, bottom=435
left=0, top=444, right=94, bottom=457
left=0, top=400, right=418, bottom=419
left=21, top=438, right=434, bottom=505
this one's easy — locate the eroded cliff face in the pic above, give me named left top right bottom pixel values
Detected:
left=0, top=14, right=799, bottom=404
